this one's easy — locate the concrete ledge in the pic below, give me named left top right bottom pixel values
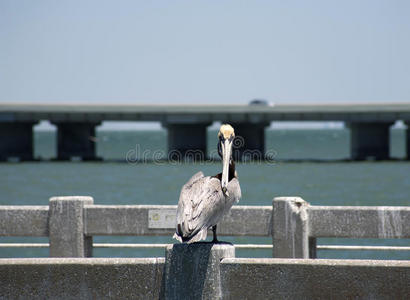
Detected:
left=0, top=258, right=164, bottom=299
left=220, top=258, right=410, bottom=300
left=1, top=257, right=409, bottom=299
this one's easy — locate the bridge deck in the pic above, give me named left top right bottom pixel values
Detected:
left=1, top=102, right=410, bottom=122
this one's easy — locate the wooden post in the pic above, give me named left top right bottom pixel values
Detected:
left=406, top=121, right=410, bottom=160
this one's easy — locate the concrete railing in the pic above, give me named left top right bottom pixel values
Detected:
left=1, top=197, right=410, bottom=299
left=273, top=197, right=410, bottom=258
left=0, top=196, right=409, bottom=258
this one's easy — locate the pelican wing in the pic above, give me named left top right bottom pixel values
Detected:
left=226, top=177, right=241, bottom=205
left=174, top=174, right=225, bottom=243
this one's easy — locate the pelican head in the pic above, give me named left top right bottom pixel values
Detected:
left=218, top=124, right=235, bottom=196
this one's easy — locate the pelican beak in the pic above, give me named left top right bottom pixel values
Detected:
left=221, top=137, right=233, bottom=197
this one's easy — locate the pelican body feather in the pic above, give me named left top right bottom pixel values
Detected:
left=173, top=171, right=241, bottom=243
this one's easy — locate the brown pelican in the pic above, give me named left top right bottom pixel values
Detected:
left=173, top=124, right=241, bottom=243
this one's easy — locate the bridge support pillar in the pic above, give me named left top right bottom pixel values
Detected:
left=231, top=122, right=269, bottom=161
left=349, top=122, right=392, bottom=160
left=54, top=122, right=100, bottom=160
left=164, top=123, right=210, bottom=161
left=406, top=122, right=410, bottom=160
left=162, top=243, right=235, bottom=299
left=0, top=122, right=36, bottom=161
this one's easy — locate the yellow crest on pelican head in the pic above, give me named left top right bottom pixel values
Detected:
left=218, top=124, right=235, bottom=140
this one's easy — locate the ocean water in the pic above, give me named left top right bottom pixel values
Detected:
left=0, top=129, right=409, bottom=260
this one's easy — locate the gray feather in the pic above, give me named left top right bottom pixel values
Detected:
left=174, top=172, right=241, bottom=243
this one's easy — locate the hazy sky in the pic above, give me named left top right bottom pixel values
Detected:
left=1, top=0, right=409, bottom=105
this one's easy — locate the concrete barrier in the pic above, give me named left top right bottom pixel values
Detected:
left=1, top=255, right=409, bottom=299
left=220, top=258, right=410, bottom=300
left=0, top=257, right=164, bottom=299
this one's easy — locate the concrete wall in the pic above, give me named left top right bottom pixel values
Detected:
left=0, top=258, right=164, bottom=300
left=221, top=258, right=410, bottom=300
left=1, top=256, right=409, bottom=300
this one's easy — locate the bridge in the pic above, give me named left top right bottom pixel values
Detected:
left=1, top=102, right=409, bottom=161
